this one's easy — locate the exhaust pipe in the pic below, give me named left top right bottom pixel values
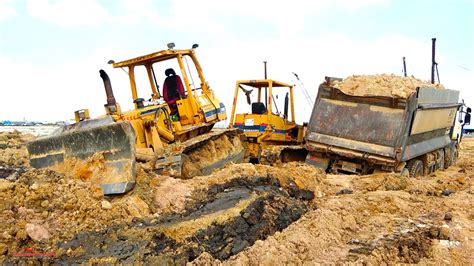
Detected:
left=100, top=69, right=116, bottom=106
left=431, top=38, right=436, bottom=84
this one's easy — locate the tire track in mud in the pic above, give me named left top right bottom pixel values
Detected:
left=6, top=176, right=314, bottom=264
left=346, top=222, right=450, bottom=263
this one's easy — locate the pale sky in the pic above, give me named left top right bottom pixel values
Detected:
left=1, top=0, right=473, bottom=124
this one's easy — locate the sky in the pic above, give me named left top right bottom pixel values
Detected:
left=0, top=0, right=473, bottom=124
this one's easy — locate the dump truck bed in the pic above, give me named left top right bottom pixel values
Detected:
left=306, top=78, right=460, bottom=169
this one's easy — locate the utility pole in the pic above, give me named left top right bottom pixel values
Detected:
left=402, top=57, right=407, bottom=77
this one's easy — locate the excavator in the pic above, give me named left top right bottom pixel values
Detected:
left=229, top=79, right=307, bottom=164
left=27, top=44, right=244, bottom=195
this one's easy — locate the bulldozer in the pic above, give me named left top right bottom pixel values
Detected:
left=229, top=79, right=307, bottom=164
left=27, top=44, right=245, bottom=195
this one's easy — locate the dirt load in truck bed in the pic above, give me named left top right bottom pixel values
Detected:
left=332, top=74, right=444, bottom=98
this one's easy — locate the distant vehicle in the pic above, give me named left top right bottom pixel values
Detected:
left=464, top=128, right=474, bottom=135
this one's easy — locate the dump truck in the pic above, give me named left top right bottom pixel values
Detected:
left=305, top=76, right=471, bottom=177
left=27, top=45, right=245, bottom=194
left=229, top=79, right=307, bottom=164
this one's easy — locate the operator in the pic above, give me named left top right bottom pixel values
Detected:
left=163, top=68, right=186, bottom=114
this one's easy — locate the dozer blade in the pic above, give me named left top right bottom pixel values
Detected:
left=27, top=121, right=136, bottom=195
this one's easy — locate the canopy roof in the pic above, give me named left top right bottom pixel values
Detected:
left=112, top=49, right=194, bottom=68
left=236, top=79, right=292, bottom=88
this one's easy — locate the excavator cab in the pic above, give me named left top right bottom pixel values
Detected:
left=27, top=45, right=243, bottom=195
left=229, top=80, right=306, bottom=163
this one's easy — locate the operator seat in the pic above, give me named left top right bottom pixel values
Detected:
left=251, top=102, right=266, bottom=114
left=163, top=68, right=185, bottom=106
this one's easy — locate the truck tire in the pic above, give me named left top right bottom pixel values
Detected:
left=400, top=168, right=410, bottom=177
left=437, top=150, right=445, bottom=170
left=444, top=147, right=453, bottom=168
left=407, top=159, right=423, bottom=177
left=444, top=146, right=459, bottom=168
left=452, top=148, right=458, bottom=165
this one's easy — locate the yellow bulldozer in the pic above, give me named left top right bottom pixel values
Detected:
left=27, top=44, right=244, bottom=194
left=229, top=79, right=307, bottom=164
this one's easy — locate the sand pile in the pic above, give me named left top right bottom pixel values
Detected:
left=0, top=166, right=157, bottom=256
left=332, top=74, right=444, bottom=98
left=182, top=134, right=243, bottom=178
left=0, top=131, right=33, bottom=167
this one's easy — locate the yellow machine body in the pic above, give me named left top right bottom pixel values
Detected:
left=27, top=47, right=243, bottom=195
left=229, top=80, right=305, bottom=161
left=108, top=49, right=227, bottom=150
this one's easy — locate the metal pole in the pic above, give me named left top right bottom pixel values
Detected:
left=264, top=61, right=267, bottom=108
left=402, top=57, right=407, bottom=77
left=431, top=38, right=436, bottom=84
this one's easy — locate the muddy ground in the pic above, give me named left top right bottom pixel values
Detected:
left=0, top=131, right=472, bottom=264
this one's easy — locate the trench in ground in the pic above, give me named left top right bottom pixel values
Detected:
left=6, top=176, right=314, bottom=264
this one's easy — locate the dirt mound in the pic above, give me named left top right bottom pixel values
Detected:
left=215, top=140, right=474, bottom=265
left=182, top=133, right=244, bottom=178
left=0, top=131, right=33, bottom=167
left=1, top=131, right=473, bottom=265
left=332, top=74, right=444, bottom=98
left=0, top=133, right=324, bottom=264
left=2, top=173, right=314, bottom=264
left=0, top=167, right=159, bottom=257
left=151, top=162, right=323, bottom=216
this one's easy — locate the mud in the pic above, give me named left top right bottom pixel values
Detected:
left=213, top=139, right=474, bottom=265
left=332, top=74, right=444, bottom=98
left=2, top=176, right=312, bottom=264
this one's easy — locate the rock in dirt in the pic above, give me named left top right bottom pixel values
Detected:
left=6, top=172, right=18, bottom=181
left=153, top=176, right=192, bottom=214
left=444, top=212, right=453, bottom=221
left=438, top=226, right=451, bottom=240
left=101, top=200, right=112, bottom=210
left=122, top=195, right=150, bottom=218
left=29, top=182, right=39, bottom=190
left=0, top=243, right=7, bottom=255
left=336, top=188, right=353, bottom=195
left=441, top=189, right=455, bottom=196
left=0, top=179, right=14, bottom=192
left=25, top=223, right=50, bottom=241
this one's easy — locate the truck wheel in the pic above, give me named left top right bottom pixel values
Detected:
left=407, top=159, right=423, bottom=177
left=444, top=148, right=453, bottom=168
left=452, top=148, right=458, bottom=165
left=400, top=168, right=410, bottom=177
left=437, top=150, right=445, bottom=170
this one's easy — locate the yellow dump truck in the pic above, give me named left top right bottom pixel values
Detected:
left=305, top=76, right=471, bottom=177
